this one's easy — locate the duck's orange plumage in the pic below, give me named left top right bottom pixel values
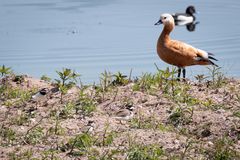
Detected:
left=155, top=13, right=218, bottom=78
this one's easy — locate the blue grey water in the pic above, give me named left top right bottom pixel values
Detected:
left=1, top=0, right=240, bottom=83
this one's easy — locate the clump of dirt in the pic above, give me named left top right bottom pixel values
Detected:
left=0, top=74, right=240, bottom=159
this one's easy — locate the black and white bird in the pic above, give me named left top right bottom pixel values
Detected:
left=82, top=120, right=95, bottom=133
left=114, top=106, right=134, bottom=122
left=172, top=6, right=197, bottom=24
left=31, top=88, right=49, bottom=100
left=172, top=6, right=199, bottom=31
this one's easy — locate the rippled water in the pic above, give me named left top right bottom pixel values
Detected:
left=1, top=0, right=240, bottom=83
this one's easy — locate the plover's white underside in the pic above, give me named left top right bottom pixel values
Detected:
left=31, top=88, right=49, bottom=100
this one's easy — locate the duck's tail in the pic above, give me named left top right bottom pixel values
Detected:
left=207, top=52, right=218, bottom=67
left=209, top=60, right=218, bottom=67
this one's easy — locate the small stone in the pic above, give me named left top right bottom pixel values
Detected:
left=216, top=109, right=225, bottom=114
left=173, top=140, right=180, bottom=145
left=207, top=141, right=214, bottom=146
left=30, top=118, right=36, bottom=123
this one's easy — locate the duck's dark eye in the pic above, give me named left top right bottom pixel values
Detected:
left=164, top=17, right=167, bottom=19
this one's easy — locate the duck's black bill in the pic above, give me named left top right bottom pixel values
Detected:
left=154, top=19, right=162, bottom=25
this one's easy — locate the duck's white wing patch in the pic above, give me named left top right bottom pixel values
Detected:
left=177, top=15, right=193, bottom=23
left=197, top=49, right=208, bottom=59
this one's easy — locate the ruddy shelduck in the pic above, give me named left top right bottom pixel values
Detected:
left=155, top=13, right=218, bottom=79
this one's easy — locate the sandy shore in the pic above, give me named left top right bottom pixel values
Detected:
left=0, top=72, right=240, bottom=159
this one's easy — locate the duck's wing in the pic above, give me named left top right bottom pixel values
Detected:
left=172, top=13, right=192, bottom=21
left=169, top=40, right=218, bottom=66
left=177, top=15, right=193, bottom=22
left=195, top=49, right=218, bottom=66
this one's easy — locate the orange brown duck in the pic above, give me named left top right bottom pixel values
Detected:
left=155, top=13, right=218, bottom=79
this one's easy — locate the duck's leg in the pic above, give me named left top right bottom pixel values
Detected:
left=182, top=68, right=186, bottom=79
left=177, top=68, right=181, bottom=80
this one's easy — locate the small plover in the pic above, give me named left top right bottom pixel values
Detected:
left=32, top=88, right=49, bottom=100
left=114, top=106, right=134, bottom=123
left=82, top=120, right=95, bottom=133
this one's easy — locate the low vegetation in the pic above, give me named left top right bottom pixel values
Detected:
left=0, top=65, right=240, bottom=159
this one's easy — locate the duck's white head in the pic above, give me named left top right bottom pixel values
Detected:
left=155, top=13, right=175, bottom=26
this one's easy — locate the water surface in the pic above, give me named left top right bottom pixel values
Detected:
left=1, top=0, right=240, bottom=83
